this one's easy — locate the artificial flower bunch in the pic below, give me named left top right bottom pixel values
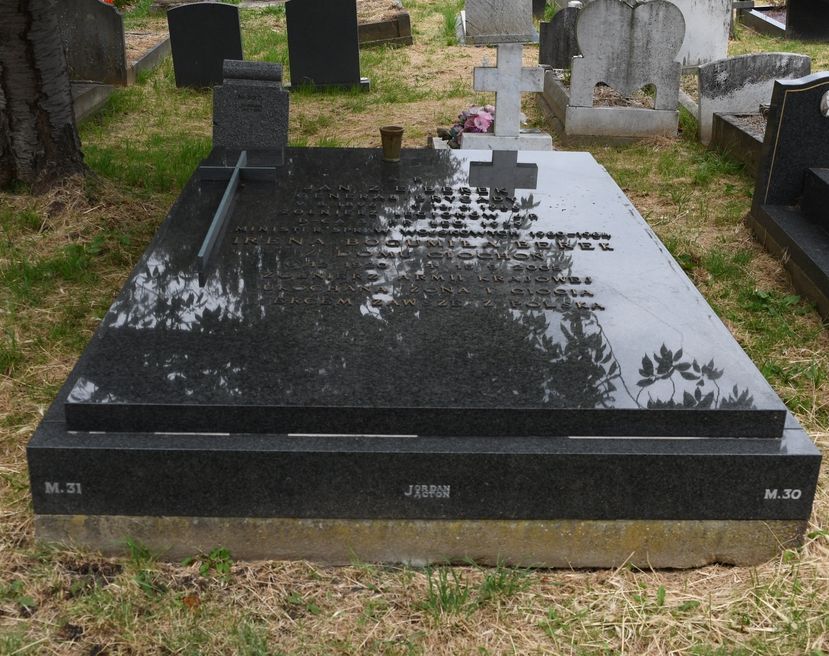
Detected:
left=438, top=104, right=496, bottom=148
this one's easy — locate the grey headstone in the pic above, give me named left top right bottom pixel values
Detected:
left=539, top=7, right=580, bottom=68
left=213, top=60, right=289, bottom=151
left=168, top=2, right=243, bottom=88
left=56, top=0, right=127, bottom=85
left=697, top=53, right=811, bottom=144
left=667, top=0, right=730, bottom=67
left=464, top=0, right=537, bottom=44
left=570, top=0, right=684, bottom=111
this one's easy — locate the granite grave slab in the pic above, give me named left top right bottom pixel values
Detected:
left=748, top=72, right=829, bottom=318
left=286, top=0, right=369, bottom=90
left=28, top=147, right=820, bottom=566
left=167, top=2, right=243, bottom=88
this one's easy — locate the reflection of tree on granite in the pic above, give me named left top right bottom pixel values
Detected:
left=521, top=307, right=619, bottom=408
left=72, top=148, right=756, bottom=416
left=636, top=345, right=756, bottom=409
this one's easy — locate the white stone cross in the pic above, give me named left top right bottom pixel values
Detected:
left=473, top=43, right=544, bottom=138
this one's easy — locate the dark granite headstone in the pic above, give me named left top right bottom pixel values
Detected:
left=801, top=168, right=829, bottom=224
left=533, top=0, right=547, bottom=18
left=56, top=0, right=128, bottom=85
left=213, top=60, right=289, bottom=152
left=538, top=7, right=580, bottom=69
left=286, top=0, right=369, bottom=90
left=749, top=72, right=829, bottom=318
left=786, top=0, right=829, bottom=41
left=167, top=2, right=243, bottom=88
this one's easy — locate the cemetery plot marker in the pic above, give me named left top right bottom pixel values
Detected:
left=27, top=146, right=820, bottom=566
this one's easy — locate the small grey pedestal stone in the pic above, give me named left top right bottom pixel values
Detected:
left=213, top=60, right=289, bottom=151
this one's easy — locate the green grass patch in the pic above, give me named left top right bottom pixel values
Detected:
left=83, top=134, right=210, bottom=192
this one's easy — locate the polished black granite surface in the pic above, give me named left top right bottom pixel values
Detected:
left=28, top=147, right=821, bottom=521
left=63, top=148, right=787, bottom=437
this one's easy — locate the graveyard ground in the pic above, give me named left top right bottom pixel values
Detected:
left=1, top=1, right=828, bottom=653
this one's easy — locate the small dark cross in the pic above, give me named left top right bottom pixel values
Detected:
left=468, top=150, right=538, bottom=198
left=196, top=150, right=279, bottom=286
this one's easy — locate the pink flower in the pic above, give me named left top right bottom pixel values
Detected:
left=473, top=111, right=493, bottom=132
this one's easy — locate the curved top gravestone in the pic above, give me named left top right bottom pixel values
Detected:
left=697, top=52, right=811, bottom=144
left=167, top=2, right=243, bottom=88
left=569, top=0, right=684, bottom=110
left=539, top=6, right=581, bottom=69
left=56, top=0, right=127, bottom=85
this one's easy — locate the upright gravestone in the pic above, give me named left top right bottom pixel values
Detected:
left=213, top=60, right=289, bottom=152
left=668, top=0, right=730, bottom=67
left=167, top=2, right=243, bottom=88
left=56, top=0, right=128, bottom=85
left=697, top=53, right=811, bottom=144
left=286, top=0, right=369, bottom=90
left=539, top=4, right=581, bottom=69
left=459, top=0, right=551, bottom=149
left=461, top=0, right=538, bottom=44
left=748, top=72, right=829, bottom=318
left=786, top=0, right=829, bottom=41
left=28, top=145, right=821, bottom=567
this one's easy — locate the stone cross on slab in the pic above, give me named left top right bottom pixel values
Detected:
left=468, top=150, right=538, bottom=198
left=474, top=43, right=544, bottom=137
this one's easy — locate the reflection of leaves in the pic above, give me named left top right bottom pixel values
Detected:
left=701, top=359, right=723, bottom=380
left=720, top=385, right=754, bottom=409
left=638, top=347, right=754, bottom=410
left=638, top=344, right=699, bottom=388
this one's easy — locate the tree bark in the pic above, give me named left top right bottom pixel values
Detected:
left=0, top=0, right=85, bottom=191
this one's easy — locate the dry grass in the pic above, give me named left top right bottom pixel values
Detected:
left=1, top=1, right=828, bottom=654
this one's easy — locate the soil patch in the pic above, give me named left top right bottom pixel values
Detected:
left=552, top=72, right=656, bottom=109
left=728, top=113, right=768, bottom=140
left=357, top=0, right=405, bottom=23
left=125, top=29, right=168, bottom=64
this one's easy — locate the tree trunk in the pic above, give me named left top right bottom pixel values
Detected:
left=0, top=0, right=85, bottom=191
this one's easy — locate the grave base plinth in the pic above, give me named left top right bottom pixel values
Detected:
left=35, top=515, right=808, bottom=567
left=539, top=72, right=679, bottom=144
left=459, top=130, right=553, bottom=151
